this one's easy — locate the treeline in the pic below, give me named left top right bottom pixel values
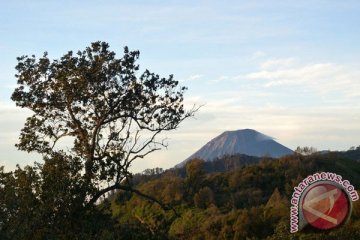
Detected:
left=109, top=150, right=360, bottom=239
left=2, top=149, right=360, bottom=239
left=131, top=154, right=261, bottom=185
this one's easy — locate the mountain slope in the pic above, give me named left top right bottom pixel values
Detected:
left=112, top=150, right=360, bottom=240
left=178, top=129, right=293, bottom=166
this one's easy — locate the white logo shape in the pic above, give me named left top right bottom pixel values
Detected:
left=303, top=188, right=338, bottom=224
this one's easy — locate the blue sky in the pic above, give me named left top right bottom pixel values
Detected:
left=1, top=1, right=360, bottom=171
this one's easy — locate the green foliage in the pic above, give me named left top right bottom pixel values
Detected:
left=194, top=187, right=214, bottom=209
left=0, top=165, right=40, bottom=239
left=169, top=209, right=207, bottom=239
left=111, top=152, right=360, bottom=239
left=185, top=159, right=205, bottom=202
left=0, top=158, right=120, bottom=239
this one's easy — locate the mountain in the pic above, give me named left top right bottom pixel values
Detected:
left=177, top=129, right=293, bottom=167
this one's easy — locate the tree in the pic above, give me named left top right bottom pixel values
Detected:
left=295, top=146, right=317, bottom=156
left=185, top=159, right=205, bottom=201
left=193, top=186, right=214, bottom=209
left=11, top=41, right=198, bottom=209
left=0, top=159, right=118, bottom=239
left=0, top=165, right=41, bottom=239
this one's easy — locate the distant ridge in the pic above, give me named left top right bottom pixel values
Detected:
left=177, top=129, right=293, bottom=167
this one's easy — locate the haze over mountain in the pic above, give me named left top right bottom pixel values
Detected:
left=177, top=129, right=293, bottom=167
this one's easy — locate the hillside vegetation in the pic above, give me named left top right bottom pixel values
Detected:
left=2, top=150, right=360, bottom=239
left=108, top=150, right=360, bottom=239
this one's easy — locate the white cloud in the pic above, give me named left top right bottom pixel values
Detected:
left=0, top=103, right=31, bottom=145
left=212, top=75, right=230, bottom=82
left=219, top=75, right=230, bottom=81
left=188, top=74, right=203, bottom=81
left=179, top=74, right=203, bottom=83
left=214, top=58, right=360, bottom=99
left=260, top=57, right=296, bottom=70
left=245, top=59, right=360, bottom=98
left=212, top=74, right=245, bottom=82
left=0, top=102, right=39, bottom=170
left=247, top=63, right=338, bottom=82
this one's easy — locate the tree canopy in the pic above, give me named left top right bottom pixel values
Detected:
left=110, top=150, right=360, bottom=239
left=11, top=41, right=197, bottom=208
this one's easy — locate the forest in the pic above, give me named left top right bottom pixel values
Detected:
left=1, top=149, right=360, bottom=239
left=107, top=149, right=360, bottom=239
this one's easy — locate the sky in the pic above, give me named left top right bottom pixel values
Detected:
left=1, top=0, right=360, bottom=172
